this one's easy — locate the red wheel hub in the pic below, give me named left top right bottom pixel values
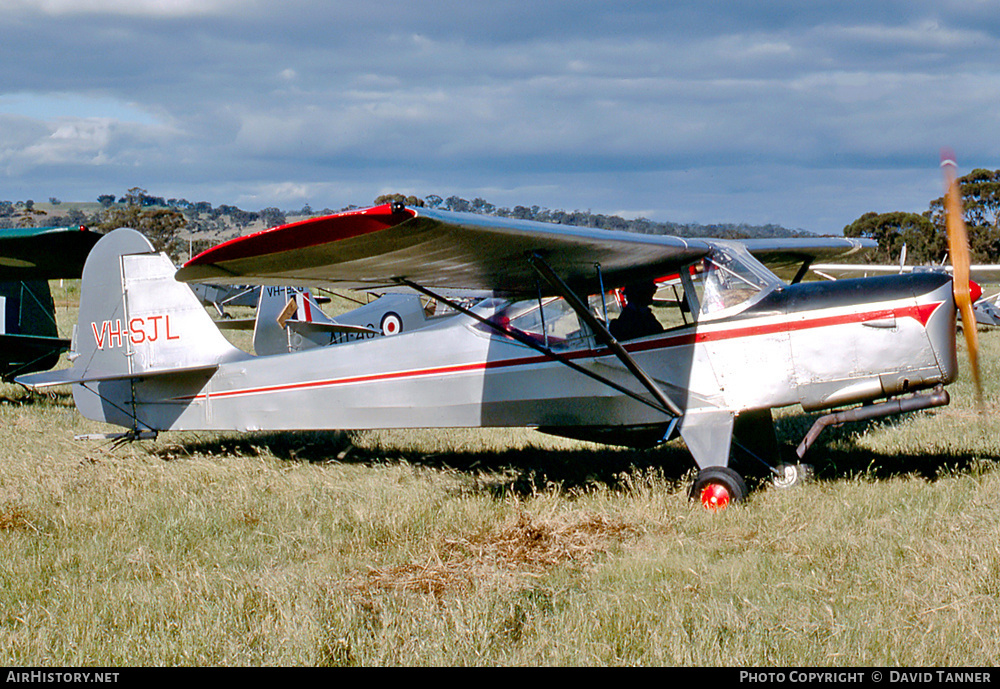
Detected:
left=700, top=483, right=731, bottom=510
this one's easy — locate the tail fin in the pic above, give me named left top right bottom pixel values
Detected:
left=18, top=228, right=245, bottom=387
left=253, top=286, right=378, bottom=355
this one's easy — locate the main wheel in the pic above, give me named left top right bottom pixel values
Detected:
left=690, top=466, right=748, bottom=510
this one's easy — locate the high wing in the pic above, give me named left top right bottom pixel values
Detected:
left=176, top=204, right=874, bottom=294
left=0, top=225, right=101, bottom=281
left=177, top=204, right=711, bottom=295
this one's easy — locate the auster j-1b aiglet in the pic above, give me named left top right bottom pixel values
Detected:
left=17, top=159, right=984, bottom=508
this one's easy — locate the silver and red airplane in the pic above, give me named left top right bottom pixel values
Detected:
left=17, top=162, right=983, bottom=509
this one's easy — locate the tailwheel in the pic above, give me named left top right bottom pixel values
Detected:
left=690, top=466, right=748, bottom=511
left=772, top=463, right=814, bottom=489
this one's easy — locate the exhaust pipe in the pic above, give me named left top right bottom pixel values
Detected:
left=796, top=385, right=950, bottom=459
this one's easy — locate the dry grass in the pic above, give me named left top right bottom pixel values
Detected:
left=3, top=283, right=1000, bottom=665
left=4, top=379, right=1000, bottom=665
left=346, top=511, right=645, bottom=598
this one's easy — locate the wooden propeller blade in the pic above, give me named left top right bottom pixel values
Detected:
left=942, top=149, right=984, bottom=408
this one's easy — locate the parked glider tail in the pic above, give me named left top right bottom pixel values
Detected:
left=252, top=285, right=427, bottom=356
left=252, top=285, right=343, bottom=356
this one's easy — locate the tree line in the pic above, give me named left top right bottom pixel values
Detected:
left=2, top=188, right=811, bottom=262
left=843, top=168, right=1000, bottom=265
left=6, top=169, right=999, bottom=265
left=373, top=193, right=805, bottom=240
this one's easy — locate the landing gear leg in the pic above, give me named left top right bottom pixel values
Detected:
left=731, top=408, right=814, bottom=489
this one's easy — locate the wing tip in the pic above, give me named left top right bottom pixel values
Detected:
left=182, top=203, right=415, bottom=271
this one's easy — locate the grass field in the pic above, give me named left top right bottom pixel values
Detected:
left=2, top=286, right=1000, bottom=666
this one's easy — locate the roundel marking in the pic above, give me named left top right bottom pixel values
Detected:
left=380, top=312, right=403, bottom=336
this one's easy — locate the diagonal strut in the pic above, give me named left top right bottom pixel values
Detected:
left=526, top=253, right=684, bottom=418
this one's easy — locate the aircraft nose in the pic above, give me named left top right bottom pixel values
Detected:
left=927, top=276, right=959, bottom=386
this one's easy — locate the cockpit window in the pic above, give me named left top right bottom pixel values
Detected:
left=683, top=244, right=781, bottom=320
left=474, top=294, right=617, bottom=351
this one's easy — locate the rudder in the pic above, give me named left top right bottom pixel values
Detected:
left=19, top=228, right=246, bottom=389
left=78, top=228, right=245, bottom=378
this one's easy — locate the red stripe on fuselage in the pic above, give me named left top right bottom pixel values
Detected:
left=623, top=301, right=942, bottom=354
left=173, top=300, right=945, bottom=403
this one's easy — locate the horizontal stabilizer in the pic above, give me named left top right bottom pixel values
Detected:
left=215, top=317, right=379, bottom=336
left=215, top=318, right=256, bottom=331
left=16, top=228, right=247, bottom=391
left=18, top=362, right=220, bottom=389
left=287, top=320, right=380, bottom=336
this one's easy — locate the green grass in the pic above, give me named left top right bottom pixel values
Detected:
left=2, top=287, right=1000, bottom=665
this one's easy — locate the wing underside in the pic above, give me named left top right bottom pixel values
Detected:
left=177, top=204, right=874, bottom=295
left=0, top=226, right=101, bottom=281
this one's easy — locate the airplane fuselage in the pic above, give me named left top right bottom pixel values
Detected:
left=18, top=222, right=960, bottom=500
left=73, top=272, right=956, bottom=445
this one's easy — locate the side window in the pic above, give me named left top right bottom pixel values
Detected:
left=680, top=248, right=777, bottom=320
left=479, top=297, right=595, bottom=351
left=507, top=297, right=588, bottom=350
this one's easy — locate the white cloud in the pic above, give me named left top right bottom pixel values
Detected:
left=1, top=0, right=245, bottom=17
left=2, top=1, right=998, bottom=230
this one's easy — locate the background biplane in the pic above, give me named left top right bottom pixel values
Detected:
left=189, top=283, right=261, bottom=318
left=17, top=159, right=983, bottom=508
left=1, top=225, right=100, bottom=381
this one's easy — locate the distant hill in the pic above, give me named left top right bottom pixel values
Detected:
left=1, top=195, right=813, bottom=262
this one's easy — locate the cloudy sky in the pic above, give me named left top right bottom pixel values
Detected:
left=1, top=0, right=998, bottom=233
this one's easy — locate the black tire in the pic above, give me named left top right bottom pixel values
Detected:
left=690, top=466, right=749, bottom=509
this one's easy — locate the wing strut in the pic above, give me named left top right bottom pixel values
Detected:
left=526, top=254, right=684, bottom=418
left=790, top=259, right=813, bottom=285
left=395, top=278, right=678, bottom=418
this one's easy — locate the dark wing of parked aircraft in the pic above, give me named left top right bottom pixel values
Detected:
left=0, top=225, right=100, bottom=281
left=0, top=226, right=100, bottom=380
left=176, top=204, right=873, bottom=296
